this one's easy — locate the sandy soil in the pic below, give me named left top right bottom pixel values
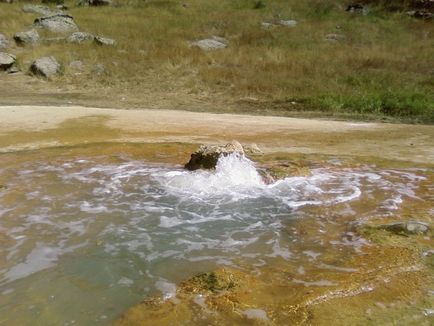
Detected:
left=0, top=105, right=433, bottom=165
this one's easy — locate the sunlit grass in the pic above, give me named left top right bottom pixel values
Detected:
left=0, top=0, right=433, bottom=122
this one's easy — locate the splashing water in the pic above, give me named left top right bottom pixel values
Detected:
left=0, top=152, right=427, bottom=324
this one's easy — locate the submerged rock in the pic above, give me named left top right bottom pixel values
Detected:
left=184, top=141, right=244, bottom=170
left=379, top=221, right=430, bottom=235
left=34, top=14, right=78, bottom=34
left=30, top=56, right=61, bottom=78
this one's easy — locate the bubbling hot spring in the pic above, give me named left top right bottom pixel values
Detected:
left=0, top=150, right=427, bottom=324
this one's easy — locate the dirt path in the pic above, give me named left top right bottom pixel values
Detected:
left=0, top=105, right=433, bottom=165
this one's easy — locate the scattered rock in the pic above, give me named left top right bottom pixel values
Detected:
left=278, top=20, right=297, bottom=27
left=14, top=29, right=40, bottom=45
left=56, top=4, right=68, bottom=10
left=29, top=56, right=61, bottom=78
left=67, top=31, right=94, bottom=43
left=94, top=36, right=116, bottom=46
left=34, top=14, right=78, bottom=34
left=22, top=4, right=57, bottom=16
left=346, top=3, right=365, bottom=14
left=379, top=221, right=430, bottom=236
left=93, top=63, right=105, bottom=75
left=261, top=22, right=274, bottom=29
left=191, top=36, right=228, bottom=51
left=78, top=0, right=112, bottom=5
left=0, top=52, right=16, bottom=71
left=407, top=10, right=433, bottom=19
left=185, top=141, right=244, bottom=170
left=42, top=36, right=66, bottom=44
left=7, top=65, right=20, bottom=74
left=243, top=143, right=263, bottom=155
left=89, top=0, right=112, bottom=5
left=325, top=33, right=345, bottom=42
left=69, top=60, right=84, bottom=70
left=0, top=33, right=9, bottom=49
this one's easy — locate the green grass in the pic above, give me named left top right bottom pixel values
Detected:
left=0, top=0, right=433, bottom=122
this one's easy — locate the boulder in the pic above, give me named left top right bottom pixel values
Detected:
left=191, top=36, right=228, bottom=51
left=23, top=4, right=57, bottom=16
left=0, top=52, right=16, bottom=71
left=29, top=56, right=61, bottom=78
left=94, top=35, right=116, bottom=46
left=13, top=29, right=40, bottom=45
left=0, top=33, right=9, bottom=49
left=34, top=14, right=78, bottom=34
left=67, top=31, right=94, bottom=43
left=185, top=141, right=244, bottom=170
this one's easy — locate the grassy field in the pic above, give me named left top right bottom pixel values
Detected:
left=0, top=0, right=433, bottom=122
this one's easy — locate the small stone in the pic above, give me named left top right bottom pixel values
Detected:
left=30, top=56, right=61, bottom=78
left=94, top=36, right=116, bottom=46
left=14, top=29, right=40, bottom=46
left=261, top=22, right=273, bottom=29
left=407, top=10, right=433, bottom=20
left=325, top=33, right=345, bottom=42
left=93, top=63, right=105, bottom=75
left=0, top=33, right=9, bottom=49
left=191, top=36, right=228, bottom=51
left=346, top=3, right=365, bottom=14
left=69, top=60, right=84, bottom=71
left=278, top=20, right=297, bottom=27
left=0, top=52, right=16, bottom=71
left=67, top=32, right=94, bottom=44
left=7, top=65, right=20, bottom=74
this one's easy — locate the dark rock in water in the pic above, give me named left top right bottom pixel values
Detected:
left=34, top=14, right=78, bottom=34
left=185, top=141, right=244, bottom=170
left=0, top=33, right=9, bottom=50
left=30, top=56, right=61, bottom=78
left=14, top=29, right=40, bottom=46
left=379, top=221, right=430, bottom=235
left=0, top=52, right=16, bottom=71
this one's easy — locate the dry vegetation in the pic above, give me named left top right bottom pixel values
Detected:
left=0, top=0, right=433, bottom=122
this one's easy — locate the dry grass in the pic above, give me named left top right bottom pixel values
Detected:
left=0, top=0, right=433, bottom=122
